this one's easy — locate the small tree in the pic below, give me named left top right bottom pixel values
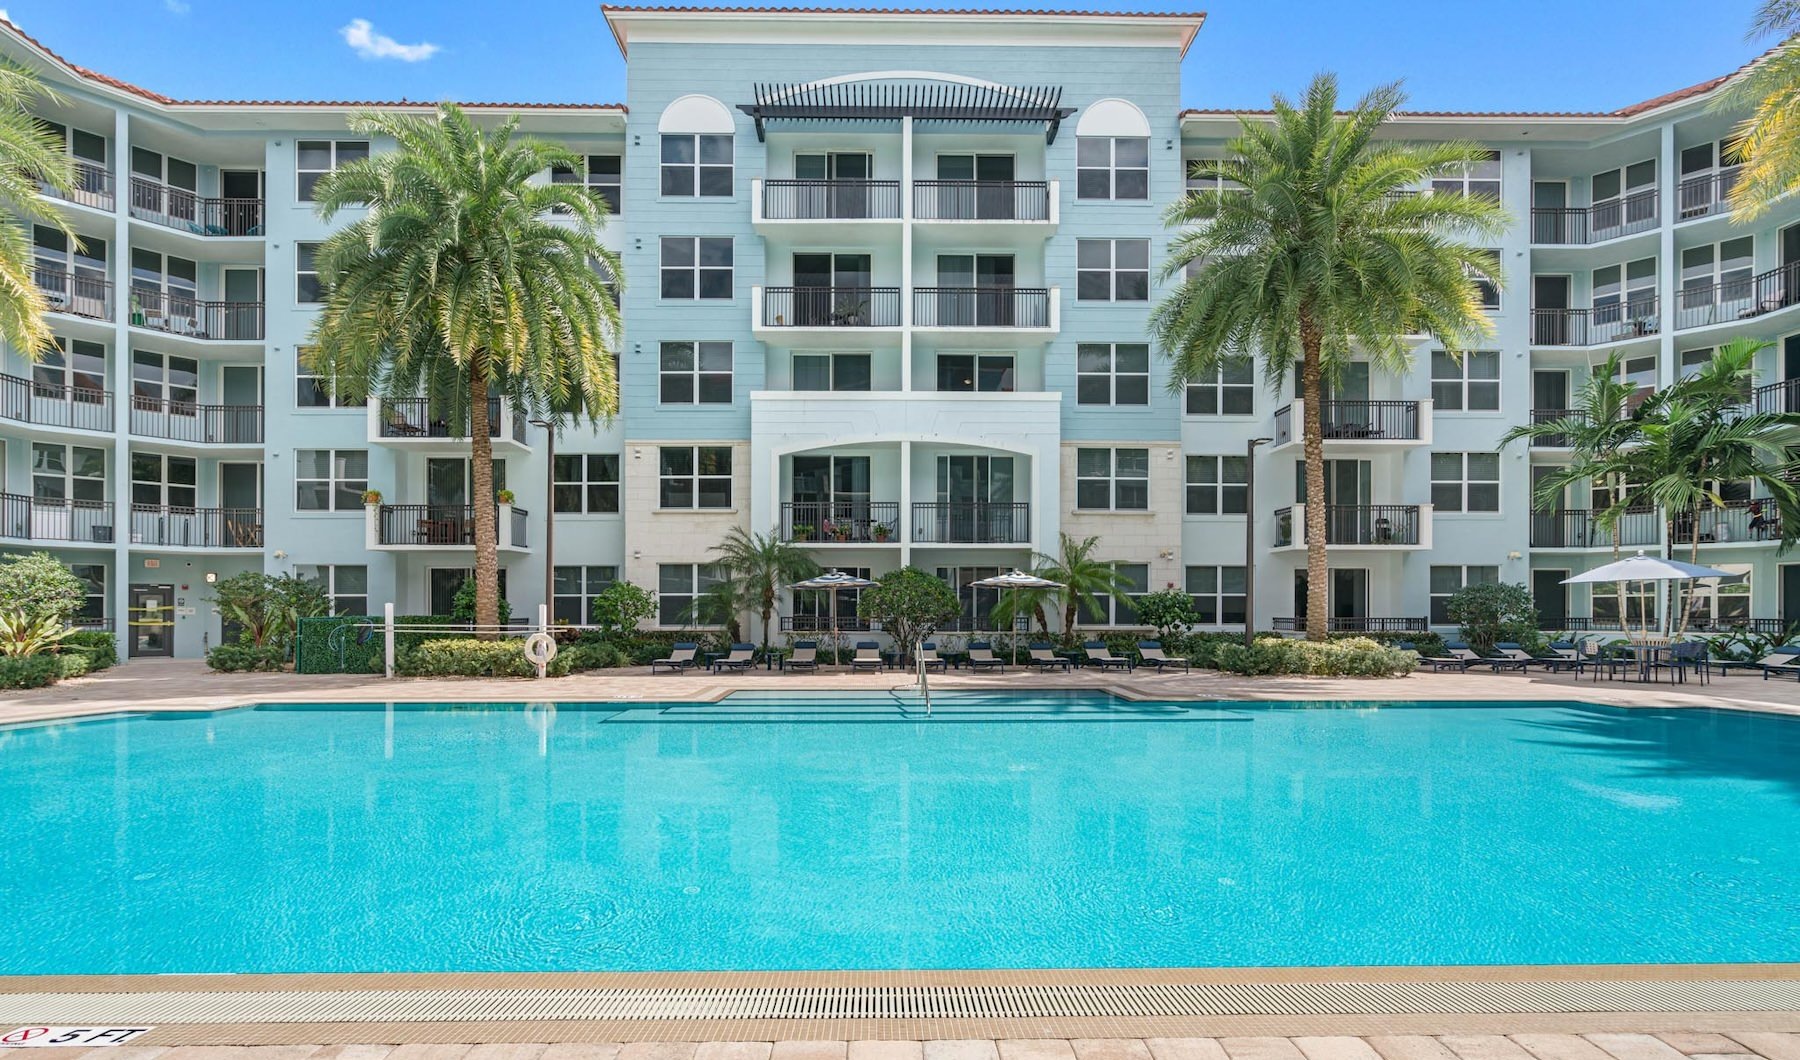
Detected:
left=209, top=572, right=330, bottom=656
left=451, top=577, right=512, bottom=626
left=1133, top=586, right=1197, bottom=642
left=857, top=567, right=961, bottom=661
left=587, top=581, right=655, bottom=639
left=1445, top=581, right=1539, bottom=654
left=0, top=552, right=84, bottom=625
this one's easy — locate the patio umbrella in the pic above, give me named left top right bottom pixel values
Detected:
left=790, top=569, right=875, bottom=666
left=970, top=570, right=1065, bottom=658
left=1562, top=551, right=1735, bottom=638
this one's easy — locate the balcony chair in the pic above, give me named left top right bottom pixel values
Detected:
left=966, top=641, right=1006, bottom=672
left=1136, top=642, right=1191, bottom=673
left=1027, top=644, right=1071, bottom=672
left=386, top=408, right=427, bottom=436
left=1082, top=641, right=1131, bottom=671
left=651, top=642, right=698, bottom=673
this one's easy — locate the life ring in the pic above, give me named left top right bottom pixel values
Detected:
left=523, top=633, right=558, bottom=672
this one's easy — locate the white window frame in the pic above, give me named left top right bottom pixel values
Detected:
left=658, top=445, right=733, bottom=510
left=658, top=562, right=726, bottom=626
left=659, top=341, right=733, bottom=404
left=1431, top=150, right=1501, bottom=200
left=1076, top=238, right=1150, bottom=302
left=554, top=564, right=619, bottom=624
left=1430, top=451, right=1500, bottom=513
left=1186, top=565, right=1247, bottom=626
left=296, top=242, right=323, bottom=303
left=295, top=347, right=357, bottom=409
left=34, top=336, right=106, bottom=400
left=1083, top=562, right=1149, bottom=626
left=31, top=442, right=106, bottom=502
left=297, top=564, right=370, bottom=615
left=552, top=453, right=621, bottom=514
left=295, top=448, right=367, bottom=513
left=1076, top=136, right=1149, bottom=201
left=1185, top=358, right=1255, bottom=416
left=296, top=140, right=370, bottom=202
left=1076, top=447, right=1149, bottom=511
left=660, top=133, right=733, bottom=198
left=1076, top=342, right=1150, bottom=406
left=1185, top=454, right=1248, bottom=515
left=552, top=153, right=623, bottom=215
left=660, top=236, right=733, bottom=300
left=130, top=451, right=196, bottom=509
left=1468, top=251, right=1501, bottom=310
left=1430, top=564, right=1499, bottom=625
left=792, top=351, right=873, bottom=392
left=1430, top=349, right=1501, bottom=412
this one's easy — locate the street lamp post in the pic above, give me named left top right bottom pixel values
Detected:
left=531, top=419, right=555, bottom=625
left=1244, top=436, right=1273, bottom=649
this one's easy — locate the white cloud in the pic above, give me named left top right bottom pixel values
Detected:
left=340, top=18, right=439, bottom=62
left=0, top=10, right=13, bottom=25
left=164, top=0, right=190, bottom=13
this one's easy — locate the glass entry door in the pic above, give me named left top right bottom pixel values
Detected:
left=795, top=152, right=872, bottom=218
left=936, top=154, right=1015, bottom=219
left=935, top=455, right=1014, bottom=542
left=129, top=584, right=174, bottom=657
left=790, top=455, right=871, bottom=541
left=792, top=253, right=873, bottom=326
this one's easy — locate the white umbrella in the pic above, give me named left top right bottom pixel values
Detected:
left=791, top=569, right=875, bottom=666
left=970, top=570, right=1064, bottom=655
left=1562, top=551, right=1734, bottom=639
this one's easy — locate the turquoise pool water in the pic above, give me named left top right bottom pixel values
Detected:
left=2, top=692, right=1798, bottom=974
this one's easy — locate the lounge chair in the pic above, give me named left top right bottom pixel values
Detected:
left=1762, top=650, right=1800, bottom=681
left=1540, top=641, right=1585, bottom=674
left=651, top=642, right=698, bottom=673
left=1488, top=642, right=1548, bottom=671
left=782, top=640, right=818, bottom=672
left=1716, top=645, right=1800, bottom=675
left=1136, top=641, right=1191, bottom=673
left=1027, top=643, right=1071, bottom=672
left=1083, top=641, right=1131, bottom=671
left=966, top=641, right=1006, bottom=672
left=849, top=640, right=884, bottom=673
left=1442, top=642, right=1494, bottom=669
left=916, top=642, right=947, bottom=673
left=385, top=407, right=427, bottom=436
left=1405, top=641, right=1468, bottom=671
left=711, top=643, right=757, bottom=672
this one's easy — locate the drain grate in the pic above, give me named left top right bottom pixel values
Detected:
left=1, top=979, right=1797, bottom=1025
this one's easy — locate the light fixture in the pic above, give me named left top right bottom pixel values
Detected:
left=204, top=572, right=217, bottom=584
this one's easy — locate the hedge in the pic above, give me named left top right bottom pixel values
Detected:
left=294, top=615, right=466, bottom=674
left=1214, top=636, right=1417, bottom=677
left=0, top=655, right=57, bottom=689
left=64, top=630, right=118, bottom=671
left=397, top=638, right=574, bottom=678
left=205, top=643, right=287, bottom=672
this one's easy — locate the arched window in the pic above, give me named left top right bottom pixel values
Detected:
left=1075, top=98, right=1151, bottom=201
left=658, top=95, right=735, bottom=197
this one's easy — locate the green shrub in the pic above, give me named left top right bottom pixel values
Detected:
left=206, top=643, right=288, bottom=672
left=64, top=630, right=118, bottom=670
left=0, top=552, right=85, bottom=625
left=0, top=655, right=57, bottom=689
left=208, top=571, right=330, bottom=656
left=1214, top=636, right=1416, bottom=677
left=562, top=641, right=632, bottom=671
left=1445, top=582, right=1540, bottom=654
left=451, top=579, right=512, bottom=625
left=53, top=652, right=90, bottom=680
left=397, top=638, right=572, bottom=678
left=1328, top=629, right=1446, bottom=657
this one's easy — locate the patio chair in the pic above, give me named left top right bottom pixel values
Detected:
left=966, top=641, right=1006, bottom=672
left=1136, top=641, right=1191, bottom=673
left=1027, top=643, right=1071, bottom=672
left=1762, top=650, right=1800, bottom=681
left=1488, top=642, right=1548, bottom=671
left=1652, top=640, right=1710, bottom=684
left=916, top=642, right=948, bottom=673
left=1083, top=641, right=1131, bottom=671
left=849, top=640, right=884, bottom=673
left=651, top=642, right=698, bottom=673
left=711, top=643, right=757, bottom=672
left=1714, top=645, right=1800, bottom=675
left=1443, top=642, right=1488, bottom=669
left=782, top=640, right=818, bottom=673
left=1407, top=641, right=1470, bottom=671
left=386, top=408, right=427, bottom=436
left=1540, top=641, right=1585, bottom=674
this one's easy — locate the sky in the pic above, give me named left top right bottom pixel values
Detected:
left=0, top=0, right=1775, bottom=113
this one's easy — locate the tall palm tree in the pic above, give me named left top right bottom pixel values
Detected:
left=1025, top=532, right=1130, bottom=640
left=1722, top=0, right=1800, bottom=220
left=710, top=527, right=819, bottom=652
left=307, top=103, right=622, bottom=634
left=1154, top=75, right=1509, bottom=640
left=0, top=62, right=76, bottom=357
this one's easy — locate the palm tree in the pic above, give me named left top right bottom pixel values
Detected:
left=1027, top=532, right=1130, bottom=641
left=0, top=62, right=76, bottom=357
left=306, top=103, right=622, bottom=634
left=710, top=527, right=820, bottom=652
left=1722, top=0, right=1800, bottom=220
left=1154, top=75, right=1509, bottom=639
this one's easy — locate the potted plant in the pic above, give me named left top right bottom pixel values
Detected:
left=832, top=522, right=852, bottom=542
left=497, top=489, right=516, bottom=504
left=362, top=489, right=382, bottom=506
left=872, top=523, right=892, bottom=543
left=791, top=523, right=814, bottom=541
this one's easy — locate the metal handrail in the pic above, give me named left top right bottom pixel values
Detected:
left=761, top=179, right=901, bottom=220
left=1530, top=297, right=1660, bottom=346
left=128, top=398, right=264, bottom=444
left=128, top=175, right=264, bottom=236
left=913, top=287, right=1051, bottom=328
left=762, top=286, right=901, bottom=327
left=0, top=372, right=111, bottom=431
left=34, top=264, right=113, bottom=321
left=910, top=501, right=1030, bottom=543
left=913, top=179, right=1051, bottom=221
left=1530, top=187, right=1659, bottom=244
left=44, top=157, right=115, bottom=211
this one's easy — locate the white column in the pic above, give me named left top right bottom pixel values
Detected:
left=109, top=108, right=132, bottom=662
left=900, top=115, right=914, bottom=393
left=898, top=439, right=912, bottom=568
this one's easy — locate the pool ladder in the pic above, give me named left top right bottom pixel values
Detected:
left=915, top=646, right=932, bottom=716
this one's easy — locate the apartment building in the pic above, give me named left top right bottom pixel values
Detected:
left=0, top=7, right=1793, bottom=659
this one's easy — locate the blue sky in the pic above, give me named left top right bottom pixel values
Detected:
left=3, top=0, right=1774, bottom=113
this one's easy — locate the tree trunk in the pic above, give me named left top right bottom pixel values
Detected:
left=1299, top=315, right=1330, bottom=643
left=468, top=364, right=500, bottom=640
left=759, top=583, right=774, bottom=653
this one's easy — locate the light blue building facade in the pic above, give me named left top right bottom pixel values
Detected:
left=1, top=7, right=1795, bottom=657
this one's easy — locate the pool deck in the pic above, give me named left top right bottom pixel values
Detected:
left=5, top=662, right=1800, bottom=1052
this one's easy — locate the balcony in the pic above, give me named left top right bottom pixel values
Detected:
left=913, top=287, right=1053, bottom=329
left=44, top=158, right=115, bottom=213
left=1678, top=167, right=1741, bottom=222
left=1272, top=504, right=1428, bottom=549
left=0, top=373, right=111, bottom=433
left=1530, top=299, right=1660, bottom=346
left=369, top=396, right=530, bottom=451
left=1750, top=378, right=1800, bottom=415
left=128, top=505, right=262, bottom=549
left=369, top=503, right=529, bottom=551
left=1673, top=262, right=1800, bottom=331
left=780, top=614, right=874, bottom=633
left=757, top=179, right=901, bottom=221
left=128, top=176, right=264, bottom=236
left=1526, top=408, right=1590, bottom=448
left=757, top=286, right=902, bottom=333
left=1272, top=399, right=1427, bottom=449
left=1531, top=189, right=1659, bottom=245
left=1528, top=508, right=1660, bottom=549
left=1271, top=616, right=1428, bottom=634
left=35, top=265, right=112, bottom=321
left=129, top=398, right=263, bottom=446
left=1670, top=499, right=1782, bottom=546
left=0, top=495, right=115, bottom=544
left=913, top=180, right=1053, bottom=223
left=910, top=501, right=1031, bottom=544
left=779, top=500, right=900, bottom=544
left=129, top=289, right=265, bottom=341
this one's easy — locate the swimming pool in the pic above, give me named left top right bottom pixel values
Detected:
left=2, top=692, right=1797, bottom=975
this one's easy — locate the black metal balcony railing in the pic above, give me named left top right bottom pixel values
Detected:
left=1529, top=508, right=1661, bottom=549
left=1750, top=378, right=1800, bottom=415
left=913, top=180, right=1051, bottom=221
left=780, top=500, right=900, bottom=543
left=378, top=396, right=513, bottom=440
left=762, top=286, right=901, bottom=328
left=937, top=615, right=1031, bottom=634
left=1678, top=167, right=1741, bottom=221
left=910, top=501, right=1030, bottom=544
left=761, top=179, right=901, bottom=220
left=1531, top=188, right=1660, bottom=244
left=71, top=616, right=114, bottom=633
left=44, top=158, right=115, bottom=212
left=913, top=287, right=1051, bottom=328
left=1273, top=504, right=1422, bottom=547
left=378, top=503, right=525, bottom=546
left=1272, top=616, right=1429, bottom=633
left=1527, top=408, right=1591, bottom=448
left=780, top=614, right=875, bottom=633
left=128, top=176, right=264, bottom=236
left=34, top=265, right=112, bottom=321
left=0, top=372, right=111, bottom=432
left=129, top=398, right=263, bottom=445
left=1668, top=499, right=1782, bottom=545
left=129, top=288, right=265, bottom=341
left=0, top=495, right=115, bottom=543
left=128, top=505, right=262, bottom=548
left=1272, top=400, right=1421, bottom=446
left=1673, top=261, right=1800, bottom=331
left=1530, top=297, right=1660, bottom=346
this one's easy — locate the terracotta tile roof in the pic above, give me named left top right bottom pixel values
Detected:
left=602, top=4, right=1204, bottom=18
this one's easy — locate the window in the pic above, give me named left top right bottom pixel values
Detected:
left=295, top=449, right=367, bottom=512
left=1431, top=150, right=1501, bottom=200
left=131, top=452, right=196, bottom=508
left=1681, top=237, right=1754, bottom=309
left=1077, top=239, right=1150, bottom=301
left=295, top=348, right=357, bottom=408
left=1683, top=563, right=1751, bottom=628
left=296, top=140, right=370, bottom=202
left=1186, top=565, right=1247, bottom=625
left=132, top=350, right=198, bottom=413
left=659, top=562, right=726, bottom=626
left=1430, top=565, right=1499, bottom=624
left=69, top=563, right=106, bottom=625
left=552, top=454, right=620, bottom=514
left=34, top=337, right=105, bottom=400
left=296, top=243, right=323, bottom=303
left=793, top=352, right=872, bottom=392
left=554, top=565, right=619, bottom=624
left=936, top=353, right=1013, bottom=393
left=792, top=566, right=871, bottom=630
left=659, top=445, right=732, bottom=509
left=297, top=564, right=370, bottom=615
left=1185, top=162, right=1245, bottom=201
left=1076, top=136, right=1149, bottom=200
left=660, top=237, right=732, bottom=300
left=1185, top=357, right=1254, bottom=415
left=1595, top=257, right=1659, bottom=327
left=661, top=133, right=732, bottom=197
left=552, top=154, right=623, bottom=214
left=1679, top=347, right=1714, bottom=380
left=659, top=341, right=733, bottom=404
left=1185, top=455, right=1248, bottom=515
left=1430, top=350, right=1500, bottom=411
left=1430, top=452, right=1500, bottom=513
left=1468, top=252, right=1501, bottom=310
left=1081, top=562, right=1149, bottom=626
left=1076, top=447, right=1149, bottom=510
left=32, top=443, right=105, bottom=502
left=1592, top=581, right=1657, bottom=627
left=1077, top=343, right=1150, bottom=405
